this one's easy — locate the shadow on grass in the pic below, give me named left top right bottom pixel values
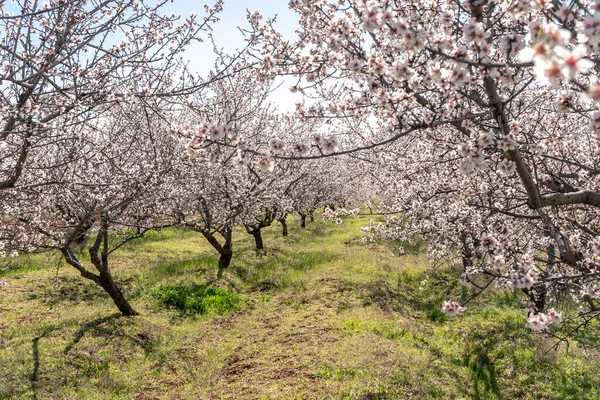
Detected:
left=30, top=334, right=46, bottom=400
left=62, top=313, right=156, bottom=359
left=229, top=250, right=340, bottom=293
left=26, top=324, right=60, bottom=400
left=64, top=314, right=124, bottom=354
left=28, top=276, right=108, bottom=307
left=464, top=342, right=501, bottom=399
left=151, top=256, right=216, bottom=280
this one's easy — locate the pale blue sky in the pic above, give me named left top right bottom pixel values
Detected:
left=3, top=0, right=302, bottom=111
left=174, top=0, right=303, bottom=112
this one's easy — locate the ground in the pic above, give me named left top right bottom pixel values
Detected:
left=1, top=215, right=600, bottom=399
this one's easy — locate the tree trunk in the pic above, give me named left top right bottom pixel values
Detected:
left=532, top=287, right=546, bottom=313
left=200, top=225, right=233, bottom=279
left=309, top=210, right=315, bottom=222
left=529, top=244, right=555, bottom=313
left=252, top=229, right=264, bottom=250
left=100, top=272, right=138, bottom=316
left=63, top=247, right=137, bottom=317
left=73, top=219, right=94, bottom=245
left=300, top=214, right=307, bottom=228
left=218, top=251, right=232, bottom=278
left=279, top=218, right=288, bottom=237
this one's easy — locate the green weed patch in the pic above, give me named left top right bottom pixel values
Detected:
left=151, top=285, right=243, bottom=315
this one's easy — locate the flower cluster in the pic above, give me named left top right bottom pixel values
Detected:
left=525, top=309, right=562, bottom=332
left=441, top=300, right=466, bottom=317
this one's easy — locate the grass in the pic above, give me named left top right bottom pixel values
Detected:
left=1, top=214, right=600, bottom=399
left=151, top=285, right=243, bottom=315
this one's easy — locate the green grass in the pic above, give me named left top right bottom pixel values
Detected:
left=151, top=285, right=243, bottom=315
left=1, top=214, right=600, bottom=399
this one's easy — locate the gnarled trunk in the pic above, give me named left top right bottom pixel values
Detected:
left=73, top=218, right=94, bottom=245
left=99, top=271, right=138, bottom=316
left=62, top=230, right=138, bottom=317
left=278, top=217, right=288, bottom=237
left=218, top=250, right=233, bottom=278
left=200, top=224, right=233, bottom=279
left=252, top=229, right=264, bottom=250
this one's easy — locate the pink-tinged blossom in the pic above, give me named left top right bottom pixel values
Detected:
left=498, top=135, right=517, bottom=151
left=233, top=153, right=247, bottom=168
left=293, top=143, right=309, bottom=154
left=207, top=124, right=225, bottom=141
left=533, top=142, right=547, bottom=156
left=586, top=80, right=600, bottom=101
left=463, top=19, right=489, bottom=47
left=441, top=300, right=465, bottom=317
left=236, top=138, right=247, bottom=150
left=532, top=60, right=562, bottom=88
left=570, top=233, right=581, bottom=248
left=584, top=285, right=600, bottom=299
left=547, top=308, right=562, bottom=323
left=362, top=4, right=382, bottom=32
left=526, top=313, right=549, bottom=331
left=554, top=90, right=576, bottom=112
left=492, top=255, right=506, bottom=269
left=555, top=45, right=594, bottom=80
left=478, top=131, right=495, bottom=148
left=481, top=234, right=497, bottom=251
left=578, top=14, right=600, bottom=47
left=457, top=143, right=471, bottom=157
left=322, top=137, right=338, bottom=153
left=257, top=156, right=274, bottom=172
left=346, top=58, right=365, bottom=73
left=392, top=60, right=414, bottom=80
left=591, top=236, right=600, bottom=256
left=530, top=0, right=555, bottom=11
left=270, top=138, right=285, bottom=153
left=498, top=159, right=517, bottom=175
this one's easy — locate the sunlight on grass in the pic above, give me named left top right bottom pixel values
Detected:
left=1, top=214, right=600, bottom=399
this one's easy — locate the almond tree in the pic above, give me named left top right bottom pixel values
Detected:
left=2, top=102, right=181, bottom=315
left=0, top=0, right=221, bottom=192
left=169, top=71, right=284, bottom=275
left=243, top=1, right=600, bottom=331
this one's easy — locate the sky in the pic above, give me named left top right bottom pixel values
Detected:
left=3, top=0, right=303, bottom=112
left=171, top=0, right=303, bottom=112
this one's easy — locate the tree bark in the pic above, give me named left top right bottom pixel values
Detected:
left=62, top=247, right=137, bottom=317
left=200, top=224, right=234, bottom=278
left=218, top=251, right=232, bottom=278
left=300, top=214, right=307, bottom=228
left=528, top=244, right=555, bottom=313
left=278, top=217, right=288, bottom=237
left=100, top=271, right=138, bottom=316
left=73, top=219, right=94, bottom=245
left=252, top=229, right=264, bottom=250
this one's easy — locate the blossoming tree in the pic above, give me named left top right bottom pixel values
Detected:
left=244, top=0, right=600, bottom=331
left=1, top=103, right=181, bottom=315
left=0, top=0, right=223, bottom=193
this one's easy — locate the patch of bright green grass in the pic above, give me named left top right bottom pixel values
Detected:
left=151, top=285, right=243, bottom=315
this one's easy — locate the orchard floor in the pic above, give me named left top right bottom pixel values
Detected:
left=2, top=216, right=600, bottom=399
